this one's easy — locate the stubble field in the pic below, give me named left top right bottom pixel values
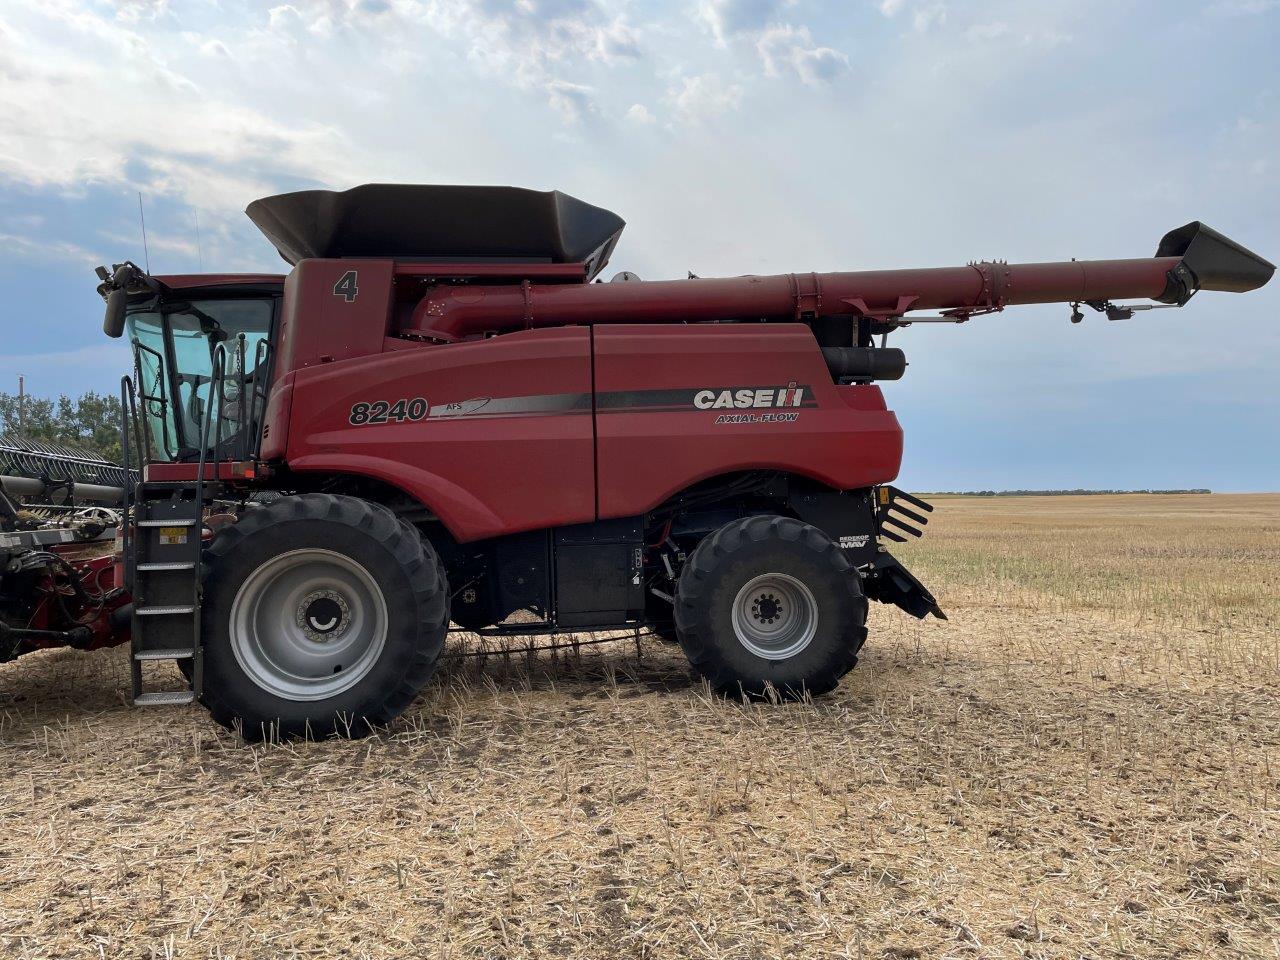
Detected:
left=1, top=494, right=1277, bottom=959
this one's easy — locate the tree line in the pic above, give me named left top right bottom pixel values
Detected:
left=922, top=489, right=1212, bottom=496
left=0, top=391, right=123, bottom=465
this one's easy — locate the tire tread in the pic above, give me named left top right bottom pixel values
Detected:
left=200, top=493, right=448, bottom=738
left=674, top=514, right=866, bottom=699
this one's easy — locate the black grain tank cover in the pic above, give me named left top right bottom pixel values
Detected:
left=245, top=184, right=626, bottom=280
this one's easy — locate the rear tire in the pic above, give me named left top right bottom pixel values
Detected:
left=674, top=515, right=866, bottom=700
left=199, top=494, right=448, bottom=740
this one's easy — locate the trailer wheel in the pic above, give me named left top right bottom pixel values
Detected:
left=674, top=515, right=867, bottom=700
left=199, top=494, right=448, bottom=740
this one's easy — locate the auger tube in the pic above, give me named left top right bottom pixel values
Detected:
left=403, top=222, right=1272, bottom=341
left=0, top=475, right=125, bottom=504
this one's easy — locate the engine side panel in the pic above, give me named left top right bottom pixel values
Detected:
left=593, top=324, right=903, bottom=519
left=285, top=327, right=596, bottom=542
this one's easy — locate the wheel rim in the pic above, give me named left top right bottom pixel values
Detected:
left=730, top=572, right=819, bottom=660
left=229, top=548, right=389, bottom=701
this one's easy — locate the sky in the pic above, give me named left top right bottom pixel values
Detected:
left=0, top=0, right=1276, bottom=491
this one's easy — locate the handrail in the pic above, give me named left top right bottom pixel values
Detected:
left=234, top=333, right=247, bottom=463
left=119, top=375, right=138, bottom=593
left=195, top=345, right=227, bottom=513
left=250, top=337, right=273, bottom=462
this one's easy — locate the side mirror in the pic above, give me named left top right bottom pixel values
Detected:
left=101, top=264, right=139, bottom=338
left=103, top=286, right=129, bottom=338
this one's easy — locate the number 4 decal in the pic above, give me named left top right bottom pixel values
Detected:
left=333, top=270, right=359, bottom=302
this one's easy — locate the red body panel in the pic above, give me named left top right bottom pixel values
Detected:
left=274, top=321, right=901, bottom=541
left=153, top=273, right=285, bottom=290
left=258, top=372, right=295, bottom=462
left=284, top=328, right=596, bottom=542
left=145, top=462, right=259, bottom=482
left=277, top=260, right=394, bottom=372
left=593, top=325, right=902, bottom=518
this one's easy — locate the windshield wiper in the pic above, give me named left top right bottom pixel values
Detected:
left=158, top=301, right=228, bottom=341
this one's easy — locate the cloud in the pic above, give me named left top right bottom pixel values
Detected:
left=666, top=73, right=743, bottom=122
left=0, top=4, right=352, bottom=210
left=410, top=0, right=642, bottom=79
left=369, top=1, right=642, bottom=126
left=99, top=228, right=201, bottom=260
left=912, top=3, right=947, bottom=32
left=699, top=0, right=795, bottom=43
left=876, top=0, right=947, bottom=31
left=112, top=0, right=172, bottom=24
left=1212, top=104, right=1279, bottom=182
left=253, top=0, right=639, bottom=125
left=626, top=103, right=656, bottom=124
left=198, top=37, right=233, bottom=57
left=592, top=18, right=642, bottom=61
left=0, top=233, right=100, bottom=264
left=964, top=21, right=1010, bottom=41
left=545, top=79, right=595, bottom=124
left=962, top=20, right=1071, bottom=46
left=267, top=4, right=303, bottom=29
left=697, top=0, right=846, bottom=84
left=756, top=24, right=850, bottom=84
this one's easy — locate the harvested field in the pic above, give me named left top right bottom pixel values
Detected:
left=1, top=493, right=1278, bottom=959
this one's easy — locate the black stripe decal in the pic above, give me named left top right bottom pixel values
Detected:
left=423, top=385, right=818, bottom=418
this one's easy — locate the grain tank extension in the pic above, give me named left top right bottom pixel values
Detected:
left=99, top=184, right=1274, bottom=737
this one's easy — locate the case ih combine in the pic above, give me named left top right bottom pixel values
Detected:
left=89, top=184, right=1272, bottom=738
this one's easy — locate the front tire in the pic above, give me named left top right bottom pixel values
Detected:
left=199, top=494, right=448, bottom=739
left=674, top=516, right=867, bottom=700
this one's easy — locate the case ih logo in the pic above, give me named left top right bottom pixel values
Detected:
left=693, top=382, right=807, bottom=410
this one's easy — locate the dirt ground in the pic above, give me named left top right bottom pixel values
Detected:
left=1, top=494, right=1277, bottom=959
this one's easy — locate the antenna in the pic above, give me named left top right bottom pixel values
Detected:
left=137, top=192, right=151, bottom=274
left=194, top=209, right=204, bottom=271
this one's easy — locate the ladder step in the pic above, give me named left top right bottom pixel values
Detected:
left=134, top=691, right=196, bottom=706
left=135, top=605, right=197, bottom=616
left=134, top=648, right=195, bottom=661
left=137, top=562, right=197, bottom=571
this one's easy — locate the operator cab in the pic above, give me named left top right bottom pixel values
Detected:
left=98, top=267, right=283, bottom=463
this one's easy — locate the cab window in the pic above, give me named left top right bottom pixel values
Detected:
left=126, top=297, right=274, bottom=461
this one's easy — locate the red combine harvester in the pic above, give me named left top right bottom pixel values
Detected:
left=96, top=185, right=1273, bottom=738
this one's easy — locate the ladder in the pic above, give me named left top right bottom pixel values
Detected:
left=120, top=336, right=265, bottom=707
left=127, top=486, right=204, bottom=704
